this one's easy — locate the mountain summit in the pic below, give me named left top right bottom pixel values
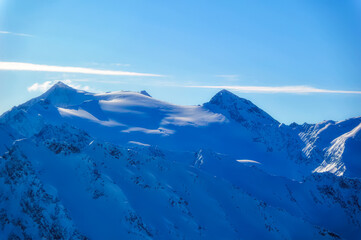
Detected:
left=38, top=81, right=91, bottom=107
left=0, top=82, right=360, bottom=239
left=205, top=89, right=279, bottom=126
left=209, top=89, right=245, bottom=104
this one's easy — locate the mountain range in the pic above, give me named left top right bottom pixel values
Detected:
left=0, top=81, right=360, bottom=239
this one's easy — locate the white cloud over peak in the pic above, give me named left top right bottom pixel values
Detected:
left=27, top=80, right=90, bottom=93
left=0, top=62, right=163, bottom=77
left=27, top=81, right=54, bottom=92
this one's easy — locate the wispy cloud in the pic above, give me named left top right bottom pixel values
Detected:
left=0, top=31, right=33, bottom=37
left=87, top=62, right=131, bottom=68
left=27, top=80, right=90, bottom=93
left=216, top=75, right=239, bottom=82
left=113, top=63, right=131, bottom=67
left=186, top=85, right=361, bottom=94
left=0, top=62, right=163, bottom=77
left=70, top=79, right=128, bottom=84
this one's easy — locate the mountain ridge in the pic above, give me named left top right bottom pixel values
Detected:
left=0, top=81, right=360, bottom=239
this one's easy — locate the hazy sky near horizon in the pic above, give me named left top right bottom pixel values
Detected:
left=0, top=0, right=360, bottom=124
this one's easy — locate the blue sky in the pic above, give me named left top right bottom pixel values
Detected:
left=0, top=0, right=360, bottom=124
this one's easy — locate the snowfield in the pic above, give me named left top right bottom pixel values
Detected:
left=0, top=81, right=360, bottom=239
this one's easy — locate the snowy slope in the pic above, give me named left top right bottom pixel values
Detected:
left=2, top=124, right=341, bottom=239
left=192, top=149, right=361, bottom=239
left=0, top=142, right=87, bottom=239
left=0, top=81, right=360, bottom=239
left=0, top=124, right=20, bottom=155
left=292, top=117, right=361, bottom=178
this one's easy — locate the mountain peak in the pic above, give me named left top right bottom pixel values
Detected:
left=209, top=89, right=252, bottom=106
left=53, top=81, right=72, bottom=89
left=216, top=89, right=234, bottom=95
left=39, top=81, right=91, bottom=107
left=140, top=90, right=151, bottom=97
left=206, top=89, right=279, bottom=126
left=42, top=81, right=76, bottom=96
left=41, top=81, right=76, bottom=96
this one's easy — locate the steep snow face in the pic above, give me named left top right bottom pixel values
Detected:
left=1, top=81, right=360, bottom=239
left=315, top=123, right=361, bottom=177
left=293, top=117, right=361, bottom=178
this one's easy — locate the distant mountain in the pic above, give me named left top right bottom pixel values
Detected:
left=0, top=81, right=360, bottom=239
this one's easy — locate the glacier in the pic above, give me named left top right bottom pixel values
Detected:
left=0, top=81, right=360, bottom=239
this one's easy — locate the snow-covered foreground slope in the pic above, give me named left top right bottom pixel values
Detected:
left=0, top=81, right=360, bottom=239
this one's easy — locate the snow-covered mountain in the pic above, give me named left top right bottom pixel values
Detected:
left=0, top=81, right=360, bottom=239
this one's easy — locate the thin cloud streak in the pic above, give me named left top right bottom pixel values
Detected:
left=186, top=85, right=361, bottom=94
left=216, top=75, right=239, bottom=81
left=70, top=79, right=128, bottom=84
left=0, top=62, right=163, bottom=77
left=0, top=31, right=33, bottom=37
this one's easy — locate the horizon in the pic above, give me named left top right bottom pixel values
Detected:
left=1, top=0, right=361, bottom=124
